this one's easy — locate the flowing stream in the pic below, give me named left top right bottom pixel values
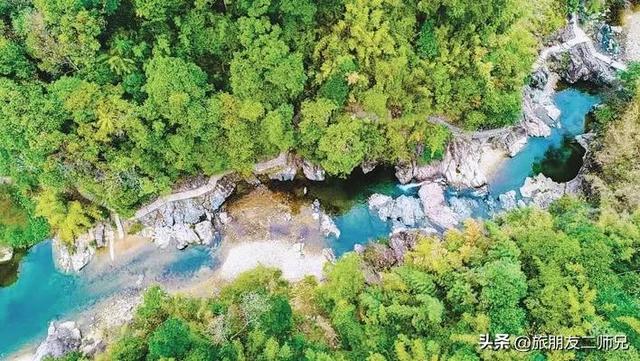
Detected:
left=0, top=88, right=599, bottom=357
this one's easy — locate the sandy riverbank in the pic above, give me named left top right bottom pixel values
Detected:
left=217, top=240, right=326, bottom=281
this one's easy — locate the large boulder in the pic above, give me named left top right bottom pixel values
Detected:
left=269, top=164, right=298, bottom=181
left=448, top=196, right=477, bottom=221
left=413, top=161, right=445, bottom=182
left=418, top=182, right=459, bottom=230
left=53, top=222, right=116, bottom=272
left=361, top=160, right=378, bottom=174
left=172, top=223, right=201, bottom=250
left=359, top=229, right=434, bottom=272
left=34, top=321, right=82, bottom=361
left=311, top=199, right=341, bottom=238
left=391, top=195, right=425, bottom=228
left=53, top=236, right=95, bottom=273
left=498, top=190, right=518, bottom=211
left=92, top=223, right=115, bottom=249
left=194, top=220, right=216, bottom=245
left=519, top=174, right=566, bottom=208
left=441, top=137, right=487, bottom=189
left=368, top=194, right=425, bottom=228
left=302, top=160, right=325, bottom=181
left=320, top=214, right=340, bottom=238
left=368, top=194, right=394, bottom=220
left=558, top=42, right=616, bottom=84
left=394, top=164, right=414, bottom=184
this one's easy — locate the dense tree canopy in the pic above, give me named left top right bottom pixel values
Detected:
left=0, top=0, right=567, bottom=243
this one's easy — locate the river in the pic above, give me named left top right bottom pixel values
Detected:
left=0, top=88, right=599, bottom=357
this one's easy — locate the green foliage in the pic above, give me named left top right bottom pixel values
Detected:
left=44, top=351, right=87, bottom=361
left=0, top=185, right=49, bottom=248
left=147, top=317, right=193, bottom=360
left=230, top=17, right=305, bottom=108
left=101, top=200, right=640, bottom=360
left=0, top=0, right=565, bottom=243
left=106, top=334, right=147, bottom=361
left=416, top=20, right=438, bottom=59
left=318, top=117, right=366, bottom=176
left=592, top=90, right=640, bottom=212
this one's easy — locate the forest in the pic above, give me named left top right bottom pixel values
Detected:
left=44, top=54, right=640, bottom=361
left=1, top=0, right=639, bottom=360
left=0, top=0, right=569, bottom=246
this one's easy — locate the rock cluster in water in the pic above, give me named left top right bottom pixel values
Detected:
left=53, top=153, right=330, bottom=273
left=368, top=181, right=467, bottom=231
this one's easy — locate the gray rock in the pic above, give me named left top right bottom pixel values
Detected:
left=362, top=242, right=397, bottom=269
left=171, top=224, right=200, bottom=250
left=302, top=160, right=325, bottom=181
left=206, top=177, right=236, bottom=211
left=368, top=194, right=394, bottom=220
left=34, top=321, right=82, bottom=361
left=322, top=248, right=336, bottom=263
left=0, top=245, right=13, bottom=263
left=388, top=230, right=420, bottom=263
left=390, top=195, right=425, bottom=228
left=194, top=220, right=215, bottom=245
left=147, top=226, right=172, bottom=249
left=320, top=213, right=341, bottom=238
left=413, top=161, right=444, bottom=182
left=173, top=198, right=206, bottom=224
left=254, top=152, right=299, bottom=181
left=498, top=190, right=518, bottom=211
left=418, top=182, right=459, bottom=229
left=52, top=221, right=117, bottom=272
left=157, top=203, right=176, bottom=227
left=395, top=164, right=414, bottom=184
left=310, top=199, right=340, bottom=238
left=519, top=174, right=566, bottom=208
left=80, top=330, right=105, bottom=358
left=441, top=137, right=487, bottom=189
left=503, top=131, right=529, bottom=157
left=361, top=160, right=378, bottom=174
left=522, top=93, right=554, bottom=136
left=53, top=235, right=95, bottom=273
left=448, top=196, right=477, bottom=221
left=530, top=67, right=549, bottom=89
left=269, top=165, right=298, bottom=181
left=555, top=40, right=617, bottom=85
left=137, top=175, right=236, bottom=251
left=368, top=194, right=425, bottom=228
left=93, top=223, right=115, bottom=249
left=575, top=132, right=595, bottom=153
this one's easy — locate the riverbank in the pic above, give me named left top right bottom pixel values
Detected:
left=5, top=185, right=338, bottom=359
left=5, top=14, right=629, bottom=361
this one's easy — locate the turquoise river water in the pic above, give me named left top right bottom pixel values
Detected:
left=0, top=88, right=599, bottom=357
